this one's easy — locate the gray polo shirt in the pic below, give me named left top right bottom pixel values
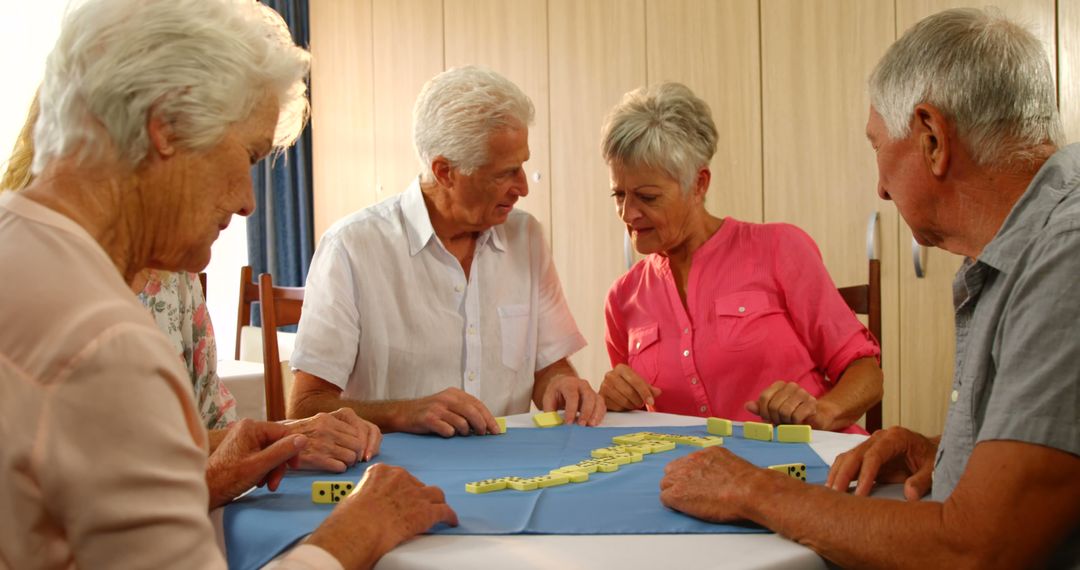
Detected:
left=934, top=144, right=1080, bottom=566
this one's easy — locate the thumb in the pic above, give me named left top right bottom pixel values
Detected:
left=255, top=433, right=308, bottom=472
left=903, top=467, right=933, bottom=501
left=744, top=400, right=759, bottom=416
left=650, top=385, right=663, bottom=397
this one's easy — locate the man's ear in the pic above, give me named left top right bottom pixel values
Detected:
left=913, top=103, right=950, bottom=177
left=431, top=156, right=454, bottom=187
left=146, top=108, right=176, bottom=158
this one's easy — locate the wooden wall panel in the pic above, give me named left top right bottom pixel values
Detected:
left=310, top=0, right=374, bottom=238
left=1061, top=0, right=1080, bottom=142
left=444, top=0, right=553, bottom=239
left=549, top=0, right=647, bottom=386
left=645, top=0, right=763, bottom=224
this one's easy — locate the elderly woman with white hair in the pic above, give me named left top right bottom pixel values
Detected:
left=0, top=0, right=455, bottom=568
left=599, top=83, right=883, bottom=433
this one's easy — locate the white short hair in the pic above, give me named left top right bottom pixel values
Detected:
left=413, top=66, right=534, bottom=181
left=869, top=8, right=1062, bottom=168
left=33, top=0, right=310, bottom=173
left=600, top=82, right=717, bottom=192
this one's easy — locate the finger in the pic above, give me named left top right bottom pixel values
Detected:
left=560, top=382, right=581, bottom=425
left=852, top=448, right=887, bottom=497
left=444, top=412, right=471, bottom=437
left=649, top=384, right=663, bottom=398
left=586, top=391, right=607, bottom=426
left=574, top=385, right=596, bottom=426
left=600, top=379, right=635, bottom=411
left=903, top=465, right=933, bottom=501
left=264, top=463, right=288, bottom=491
left=621, top=369, right=656, bottom=407
left=365, top=426, right=382, bottom=461
left=429, top=418, right=458, bottom=438
left=610, top=375, right=647, bottom=410
left=330, top=407, right=368, bottom=431
left=433, top=503, right=460, bottom=528
left=298, top=450, right=348, bottom=473
left=541, top=380, right=560, bottom=413
left=827, top=450, right=860, bottom=491
left=744, top=400, right=760, bottom=416
left=764, top=383, right=799, bottom=424
left=791, top=398, right=817, bottom=425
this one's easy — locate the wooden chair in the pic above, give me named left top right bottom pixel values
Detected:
left=258, top=272, right=305, bottom=422
left=197, top=272, right=207, bottom=300
left=234, top=266, right=260, bottom=360
left=837, top=259, right=883, bottom=432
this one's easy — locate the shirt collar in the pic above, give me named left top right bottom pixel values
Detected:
left=400, top=176, right=508, bottom=256
left=978, top=144, right=1080, bottom=273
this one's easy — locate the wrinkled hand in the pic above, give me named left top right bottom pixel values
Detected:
left=599, top=364, right=662, bottom=412
left=659, top=447, right=759, bottom=523
left=542, top=374, right=606, bottom=426
left=282, top=408, right=382, bottom=472
left=308, top=464, right=458, bottom=569
left=745, top=381, right=838, bottom=430
left=205, top=418, right=307, bottom=509
left=826, top=426, right=937, bottom=500
left=405, top=387, right=499, bottom=437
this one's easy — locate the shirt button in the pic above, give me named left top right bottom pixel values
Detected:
left=950, top=389, right=959, bottom=403
left=691, top=377, right=698, bottom=385
left=738, top=306, right=746, bottom=313
left=635, top=341, right=641, bottom=350
left=468, top=325, right=476, bottom=335
left=699, top=405, right=707, bottom=413
left=454, top=284, right=464, bottom=293
left=683, top=349, right=690, bottom=357
left=468, top=371, right=476, bottom=381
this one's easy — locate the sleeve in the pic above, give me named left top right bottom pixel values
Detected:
left=185, top=272, right=238, bottom=429
left=263, top=544, right=344, bottom=570
left=44, top=325, right=226, bottom=569
left=291, top=234, right=363, bottom=389
left=772, top=225, right=880, bottom=383
left=978, top=224, right=1080, bottom=456
left=604, top=279, right=629, bottom=368
left=530, top=217, right=588, bottom=370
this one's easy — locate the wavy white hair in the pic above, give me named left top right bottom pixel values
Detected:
left=413, top=66, right=534, bottom=181
left=600, top=82, right=718, bottom=192
left=32, top=0, right=310, bottom=174
left=869, top=8, right=1062, bottom=168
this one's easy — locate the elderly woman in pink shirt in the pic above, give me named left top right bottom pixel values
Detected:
left=599, top=83, right=883, bottom=433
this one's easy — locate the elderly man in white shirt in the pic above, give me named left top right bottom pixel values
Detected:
left=290, top=66, right=605, bottom=436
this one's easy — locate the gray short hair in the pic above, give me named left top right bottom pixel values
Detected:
left=601, top=83, right=717, bottom=192
left=33, top=0, right=310, bottom=174
left=869, top=8, right=1062, bottom=168
left=413, top=66, right=534, bottom=181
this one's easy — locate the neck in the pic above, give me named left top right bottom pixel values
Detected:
left=23, top=158, right=149, bottom=283
left=665, top=212, right=724, bottom=276
left=942, top=155, right=1048, bottom=258
left=420, top=180, right=479, bottom=244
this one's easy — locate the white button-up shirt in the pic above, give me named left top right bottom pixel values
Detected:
left=292, top=178, right=586, bottom=416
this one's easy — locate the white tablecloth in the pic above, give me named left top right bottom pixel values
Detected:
left=216, top=359, right=265, bottom=421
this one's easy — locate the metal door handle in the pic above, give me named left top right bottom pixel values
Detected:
left=865, top=212, right=880, bottom=261
left=912, top=237, right=926, bottom=278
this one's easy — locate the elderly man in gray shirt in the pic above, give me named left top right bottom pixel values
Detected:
left=657, top=8, right=1079, bottom=568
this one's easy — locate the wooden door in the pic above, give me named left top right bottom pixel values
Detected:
left=549, top=0, right=647, bottom=386
left=1062, top=0, right=1080, bottom=141
left=371, top=0, right=444, bottom=202
left=443, top=0, right=553, bottom=239
left=645, top=0, right=763, bottom=224
left=761, top=0, right=901, bottom=427
left=895, top=0, right=1057, bottom=435
left=310, top=0, right=375, bottom=238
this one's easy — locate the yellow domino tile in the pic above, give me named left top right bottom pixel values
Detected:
left=494, top=417, right=507, bottom=434
left=616, top=443, right=653, bottom=454
left=611, top=433, right=649, bottom=445
left=465, top=479, right=508, bottom=494
left=743, top=421, right=774, bottom=441
left=557, top=462, right=596, bottom=474
left=577, top=458, right=620, bottom=473
left=644, top=440, right=676, bottom=453
left=561, top=471, right=589, bottom=483
left=639, top=432, right=679, bottom=442
left=777, top=424, right=812, bottom=443
left=533, top=411, right=564, bottom=428
left=768, top=463, right=807, bottom=481
left=535, top=473, right=571, bottom=488
left=707, top=417, right=733, bottom=436
left=686, top=436, right=724, bottom=448
left=590, top=448, right=641, bottom=463
left=502, top=477, right=539, bottom=491
left=311, top=481, right=354, bottom=504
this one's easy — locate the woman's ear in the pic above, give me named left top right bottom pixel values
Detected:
left=146, top=108, right=176, bottom=158
left=693, top=167, right=711, bottom=201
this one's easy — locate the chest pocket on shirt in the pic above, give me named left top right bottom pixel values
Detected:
left=713, top=291, right=783, bottom=351
left=498, top=304, right=531, bottom=371
left=627, top=323, right=661, bottom=381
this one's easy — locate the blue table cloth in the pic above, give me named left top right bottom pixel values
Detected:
left=224, top=424, right=827, bottom=569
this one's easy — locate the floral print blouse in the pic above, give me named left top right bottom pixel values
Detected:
left=137, top=270, right=238, bottom=430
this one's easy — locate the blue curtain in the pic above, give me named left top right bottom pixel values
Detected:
left=247, top=0, right=313, bottom=291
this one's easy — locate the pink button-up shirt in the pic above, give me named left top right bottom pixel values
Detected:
left=605, top=218, right=879, bottom=433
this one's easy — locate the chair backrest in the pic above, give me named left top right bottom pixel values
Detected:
left=258, top=272, right=305, bottom=422
left=234, top=266, right=259, bottom=360
left=197, top=272, right=207, bottom=300
left=836, top=259, right=883, bottom=432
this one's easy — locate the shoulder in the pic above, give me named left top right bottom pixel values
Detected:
left=320, top=193, right=407, bottom=247
left=606, top=255, right=658, bottom=303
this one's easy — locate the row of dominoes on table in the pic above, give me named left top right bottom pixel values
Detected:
left=311, top=414, right=811, bottom=503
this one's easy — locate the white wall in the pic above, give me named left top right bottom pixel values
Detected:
left=1, top=1, right=246, bottom=361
